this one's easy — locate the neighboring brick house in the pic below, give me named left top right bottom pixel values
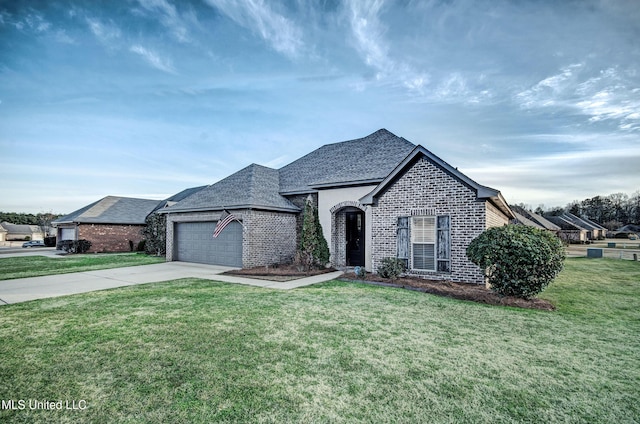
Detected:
left=543, top=212, right=607, bottom=242
left=52, top=196, right=163, bottom=253
left=161, top=129, right=514, bottom=284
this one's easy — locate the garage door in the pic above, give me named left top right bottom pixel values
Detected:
left=174, top=221, right=243, bottom=267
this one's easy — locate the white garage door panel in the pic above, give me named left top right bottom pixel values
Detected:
left=60, top=228, right=76, bottom=241
left=175, top=221, right=242, bottom=267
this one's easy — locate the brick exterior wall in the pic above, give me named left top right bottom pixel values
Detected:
left=332, top=211, right=348, bottom=267
left=165, top=209, right=297, bottom=268
left=242, top=209, right=297, bottom=268
left=371, top=157, right=508, bottom=285
left=77, top=224, right=145, bottom=253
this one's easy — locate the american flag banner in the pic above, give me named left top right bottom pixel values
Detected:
left=213, top=210, right=237, bottom=238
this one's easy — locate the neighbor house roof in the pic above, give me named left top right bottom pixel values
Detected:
left=360, top=145, right=515, bottom=219
left=510, top=206, right=560, bottom=231
left=278, top=129, right=416, bottom=194
left=512, top=211, right=544, bottom=229
left=563, top=213, right=606, bottom=231
left=153, top=185, right=208, bottom=211
left=544, top=215, right=586, bottom=231
left=53, top=196, right=162, bottom=225
left=162, top=164, right=300, bottom=213
left=0, top=222, right=41, bottom=235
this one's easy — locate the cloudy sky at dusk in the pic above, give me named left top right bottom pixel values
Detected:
left=1, top=0, right=639, bottom=214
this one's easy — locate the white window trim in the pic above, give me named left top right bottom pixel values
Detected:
left=410, top=216, right=436, bottom=271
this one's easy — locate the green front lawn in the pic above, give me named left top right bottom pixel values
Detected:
left=0, top=253, right=165, bottom=281
left=0, top=258, right=638, bottom=423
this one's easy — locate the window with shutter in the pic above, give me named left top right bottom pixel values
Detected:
left=411, top=216, right=436, bottom=271
left=410, top=215, right=450, bottom=272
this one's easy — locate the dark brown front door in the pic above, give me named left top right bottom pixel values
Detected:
left=346, top=211, right=365, bottom=266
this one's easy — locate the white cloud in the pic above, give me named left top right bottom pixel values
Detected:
left=135, top=0, right=194, bottom=43
left=345, top=0, right=433, bottom=96
left=129, top=45, right=177, bottom=74
left=86, top=17, right=121, bottom=45
left=204, top=0, right=303, bottom=58
left=516, top=64, right=640, bottom=131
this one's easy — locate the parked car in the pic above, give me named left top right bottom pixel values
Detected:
left=22, top=240, right=45, bottom=248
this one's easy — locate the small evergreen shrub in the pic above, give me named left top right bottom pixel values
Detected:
left=466, top=225, right=565, bottom=299
left=297, top=196, right=330, bottom=270
left=143, top=213, right=167, bottom=256
left=377, top=257, right=406, bottom=280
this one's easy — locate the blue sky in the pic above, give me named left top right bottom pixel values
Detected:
left=1, top=0, right=639, bottom=214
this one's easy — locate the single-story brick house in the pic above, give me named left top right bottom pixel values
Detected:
left=543, top=214, right=588, bottom=243
left=52, top=196, right=162, bottom=252
left=161, top=129, right=514, bottom=285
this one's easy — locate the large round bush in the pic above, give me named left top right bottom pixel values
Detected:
left=466, top=225, right=565, bottom=299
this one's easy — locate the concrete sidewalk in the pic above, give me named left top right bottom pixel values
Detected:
left=0, top=262, right=343, bottom=305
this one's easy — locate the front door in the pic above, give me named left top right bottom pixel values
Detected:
left=346, top=211, right=365, bottom=266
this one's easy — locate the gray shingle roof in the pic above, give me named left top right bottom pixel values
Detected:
left=0, top=222, right=40, bottom=235
left=563, top=213, right=605, bottom=231
left=544, top=215, right=585, bottom=231
left=153, top=185, right=208, bottom=211
left=512, top=211, right=544, bottom=229
left=278, top=129, right=416, bottom=194
left=53, top=196, right=162, bottom=225
left=510, top=206, right=560, bottom=231
left=163, top=164, right=300, bottom=213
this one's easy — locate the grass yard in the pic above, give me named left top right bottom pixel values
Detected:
left=0, top=253, right=165, bottom=281
left=0, top=258, right=638, bottom=423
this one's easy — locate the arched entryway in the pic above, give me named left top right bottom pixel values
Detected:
left=330, top=201, right=367, bottom=268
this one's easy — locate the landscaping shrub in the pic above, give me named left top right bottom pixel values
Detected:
left=57, top=239, right=92, bottom=254
left=142, top=213, right=166, bottom=256
left=466, top=225, right=565, bottom=299
left=354, top=266, right=367, bottom=279
left=297, top=196, right=330, bottom=270
left=377, top=257, right=407, bottom=280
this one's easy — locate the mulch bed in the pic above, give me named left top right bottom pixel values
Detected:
left=340, top=272, right=555, bottom=311
left=223, top=264, right=337, bottom=282
left=223, top=266, right=555, bottom=311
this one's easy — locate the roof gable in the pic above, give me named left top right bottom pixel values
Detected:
left=163, top=164, right=300, bottom=213
left=361, top=145, right=514, bottom=218
left=53, top=196, right=162, bottom=225
left=278, top=129, right=415, bottom=194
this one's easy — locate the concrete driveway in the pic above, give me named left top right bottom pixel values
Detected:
left=0, top=262, right=343, bottom=305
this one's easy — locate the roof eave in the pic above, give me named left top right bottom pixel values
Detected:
left=309, top=178, right=384, bottom=190
left=159, top=204, right=301, bottom=214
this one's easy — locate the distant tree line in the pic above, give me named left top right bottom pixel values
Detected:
left=0, top=211, right=65, bottom=237
left=0, top=212, right=64, bottom=225
left=522, top=191, right=640, bottom=230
